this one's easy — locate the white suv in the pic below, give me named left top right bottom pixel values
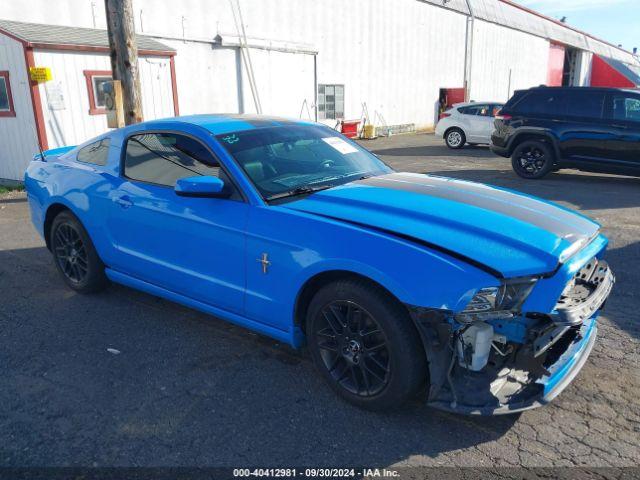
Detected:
left=435, top=102, right=504, bottom=149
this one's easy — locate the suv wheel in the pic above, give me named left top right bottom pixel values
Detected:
left=445, top=128, right=465, bottom=149
left=306, top=279, right=427, bottom=411
left=511, top=140, right=554, bottom=179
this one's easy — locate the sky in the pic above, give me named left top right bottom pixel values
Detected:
left=516, top=0, right=640, bottom=52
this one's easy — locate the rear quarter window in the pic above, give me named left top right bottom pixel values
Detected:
left=77, top=138, right=110, bottom=166
left=513, top=91, right=567, bottom=116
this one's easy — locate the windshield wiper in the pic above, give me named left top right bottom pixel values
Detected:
left=266, top=184, right=333, bottom=201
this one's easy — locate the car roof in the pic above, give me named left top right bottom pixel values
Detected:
left=124, top=114, right=319, bottom=136
left=452, top=101, right=503, bottom=107
left=526, top=86, right=639, bottom=94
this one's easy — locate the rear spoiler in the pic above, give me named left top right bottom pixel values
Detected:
left=33, top=145, right=76, bottom=162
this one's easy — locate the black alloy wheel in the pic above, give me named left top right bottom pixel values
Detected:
left=511, top=140, right=554, bottom=179
left=53, top=222, right=89, bottom=284
left=50, top=211, right=108, bottom=293
left=314, top=300, right=390, bottom=397
left=306, top=279, right=427, bottom=411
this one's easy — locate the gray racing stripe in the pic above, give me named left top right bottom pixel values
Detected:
left=355, top=173, right=598, bottom=242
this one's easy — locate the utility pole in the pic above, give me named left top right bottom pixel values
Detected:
left=104, top=0, right=143, bottom=125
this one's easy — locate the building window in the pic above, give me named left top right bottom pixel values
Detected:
left=0, top=71, right=16, bottom=117
left=84, top=70, right=112, bottom=115
left=318, top=84, right=344, bottom=120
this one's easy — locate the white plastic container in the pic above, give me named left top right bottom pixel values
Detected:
left=457, top=322, right=494, bottom=371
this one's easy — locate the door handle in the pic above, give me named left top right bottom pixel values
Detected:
left=113, top=195, right=133, bottom=209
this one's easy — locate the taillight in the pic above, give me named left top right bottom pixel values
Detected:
left=439, top=112, right=451, bottom=120
left=495, top=111, right=512, bottom=121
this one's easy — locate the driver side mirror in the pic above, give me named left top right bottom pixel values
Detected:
left=175, top=176, right=230, bottom=198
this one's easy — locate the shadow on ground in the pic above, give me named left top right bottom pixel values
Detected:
left=372, top=144, right=494, bottom=158
left=0, top=196, right=27, bottom=204
left=1, top=246, right=517, bottom=466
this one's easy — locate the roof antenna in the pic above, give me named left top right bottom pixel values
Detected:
left=28, top=119, right=46, bottom=161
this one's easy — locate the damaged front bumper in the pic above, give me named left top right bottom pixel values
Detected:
left=427, top=316, right=597, bottom=415
left=409, top=249, right=614, bottom=416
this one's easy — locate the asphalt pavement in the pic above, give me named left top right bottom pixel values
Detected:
left=0, top=134, right=638, bottom=468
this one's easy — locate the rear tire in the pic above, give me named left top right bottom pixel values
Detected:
left=306, top=279, right=427, bottom=411
left=511, top=140, right=554, bottom=179
left=445, top=128, right=466, bottom=149
left=50, top=211, right=108, bottom=293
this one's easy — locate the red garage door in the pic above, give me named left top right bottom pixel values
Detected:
left=547, top=44, right=565, bottom=86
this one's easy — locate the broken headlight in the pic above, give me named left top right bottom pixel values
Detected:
left=456, top=278, right=538, bottom=322
left=462, top=287, right=501, bottom=313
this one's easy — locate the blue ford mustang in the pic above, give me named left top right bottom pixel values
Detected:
left=25, top=115, right=615, bottom=414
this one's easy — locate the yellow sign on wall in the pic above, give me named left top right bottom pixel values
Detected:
left=29, top=67, right=52, bottom=83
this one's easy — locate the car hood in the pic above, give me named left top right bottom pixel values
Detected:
left=283, top=172, right=600, bottom=278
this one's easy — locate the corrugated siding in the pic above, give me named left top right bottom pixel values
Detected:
left=33, top=49, right=175, bottom=150
left=467, top=0, right=636, bottom=64
left=156, top=0, right=468, bottom=128
left=2, top=0, right=639, bottom=138
left=138, top=55, right=174, bottom=120
left=419, top=0, right=638, bottom=65
left=162, top=40, right=243, bottom=115
left=470, top=19, right=549, bottom=102
left=0, top=34, right=39, bottom=181
left=303, top=0, right=467, bottom=128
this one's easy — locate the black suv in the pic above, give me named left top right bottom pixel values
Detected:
left=491, top=87, right=640, bottom=179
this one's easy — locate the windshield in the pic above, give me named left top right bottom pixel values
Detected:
left=215, top=125, right=392, bottom=201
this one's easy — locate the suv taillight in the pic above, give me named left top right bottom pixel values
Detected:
left=439, top=112, right=451, bottom=120
left=495, top=112, right=512, bottom=121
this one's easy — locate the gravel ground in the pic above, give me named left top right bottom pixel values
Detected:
left=0, top=134, right=638, bottom=468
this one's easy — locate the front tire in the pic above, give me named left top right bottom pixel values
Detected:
left=511, top=140, right=554, bottom=179
left=50, top=211, right=108, bottom=293
left=306, top=279, right=427, bottom=411
left=445, top=128, right=466, bottom=149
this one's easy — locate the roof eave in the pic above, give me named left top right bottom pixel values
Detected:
left=27, top=41, right=176, bottom=56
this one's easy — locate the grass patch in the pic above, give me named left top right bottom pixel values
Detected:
left=0, top=184, right=25, bottom=194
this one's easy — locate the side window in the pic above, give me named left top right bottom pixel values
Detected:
left=0, top=71, right=16, bottom=117
left=514, top=91, right=567, bottom=116
left=124, top=133, right=223, bottom=187
left=609, top=94, right=640, bottom=122
left=490, top=105, right=503, bottom=117
left=458, top=105, right=481, bottom=115
left=564, top=91, right=605, bottom=120
left=77, top=138, right=110, bottom=166
left=476, top=105, right=491, bottom=117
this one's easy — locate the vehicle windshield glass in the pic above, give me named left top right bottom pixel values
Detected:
left=215, top=125, right=392, bottom=200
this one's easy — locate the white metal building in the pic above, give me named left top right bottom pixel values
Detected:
left=0, top=19, right=177, bottom=181
left=1, top=0, right=639, bottom=181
